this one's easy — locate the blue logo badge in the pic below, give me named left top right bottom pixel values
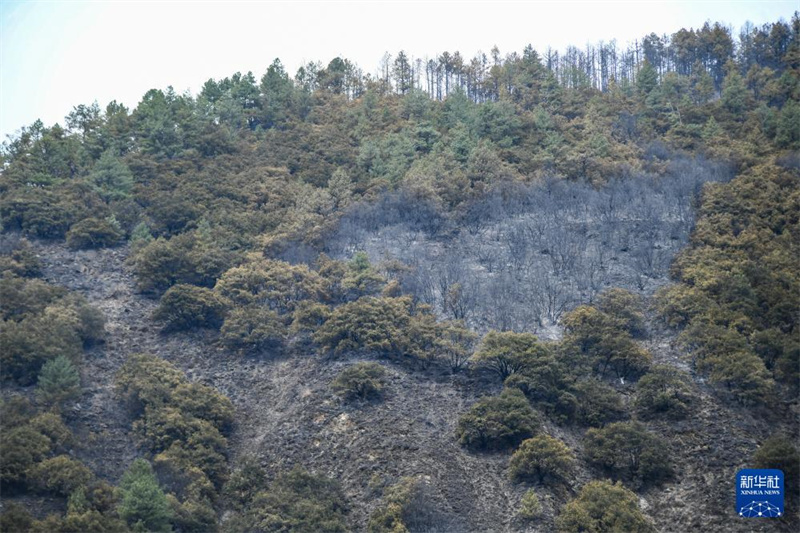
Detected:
left=736, top=469, right=784, bottom=518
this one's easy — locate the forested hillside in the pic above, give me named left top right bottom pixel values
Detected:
left=1, top=14, right=799, bottom=533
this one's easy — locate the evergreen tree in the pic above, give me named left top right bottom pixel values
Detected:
left=118, top=459, right=173, bottom=533
left=35, top=356, right=81, bottom=410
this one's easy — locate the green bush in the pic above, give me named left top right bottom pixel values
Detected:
left=332, top=362, right=387, bottom=400
left=634, top=366, right=695, bottom=419
left=0, top=278, right=103, bottom=384
left=556, top=480, right=654, bottom=533
left=28, top=455, right=93, bottom=496
left=517, top=489, right=542, bottom=521
left=753, top=435, right=800, bottom=496
left=314, top=296, right=440, bottom=367
left=368, top=476, right=439, bottom=533
left=236, top=467, right=348, bottom=533
left=36, top=355, right=82, bottom=410
left=223, top=456, right=268, bottom=510
left=470, top=330, right=546, bottom=380
left=220, top=306, right=287, bottom=353
left=131, top=231, right=234, bottom=295
left=0, top=503, right=34, bottom=532
left=152, top=283, right=229, bottom=332
left=118, top=458, right=173, bottom=533
left=584, top=422, right=673, bottom=486
left=562, top=305, right=652, bottom=379
left=456, top=388, right=539, bottom=451
left=596, top=288, right=646, bottom=337
left=0, top=425, right=52, bottom=486
left=508, top=434, right=575, bottom=484
left=0, top=236, right=41, bottom=277
left=573, top=379, right=627, bottom=427
left=215, top=259, right=327, bottom=314
left=65, top=217, right=122, bottom=250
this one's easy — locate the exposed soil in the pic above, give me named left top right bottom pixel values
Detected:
left=15, top=240, right=797, bottom=532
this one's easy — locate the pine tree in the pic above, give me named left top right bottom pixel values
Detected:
left=118, top=459, right=173, bottom=533
left=36, top=356, right=81, bottom=410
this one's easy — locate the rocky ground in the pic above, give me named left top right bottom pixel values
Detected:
left=13, top=240, right=796, bottom=532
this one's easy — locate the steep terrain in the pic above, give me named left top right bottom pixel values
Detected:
left=27, top=240, right=797, bottom=532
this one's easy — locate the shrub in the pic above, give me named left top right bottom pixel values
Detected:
left=0, top=503, right=33, bottom=532
left=368, top=476, right=440, bottom=533
left=220, top=306, right=287, bottom=353
left=634, top=366, right=695, bottom=419
left=596, top=288, right=646, bottom=337
left=470, top=330, right=546, bottom=380
left=118, top=459, right=173, bottom=533
left=65, top=217, right=122, bottom=250
left=0, top=426, right=52, bottom=486
left=28, top=455, right=93, bottom=496
left=241, top=467, right=348, bottom=533
left=562, top=305, right=652, bottom=379
left=153, top=284, right=229, bottom=332
left=224, top=456, right=268, bottom=510
left=584, top=422, right=673, bottom=486
left=215, top=259, right=327, bottom=314
left=290, top=300, right=331, bottom=335
left=517, top=489, right=542, bottom=521
left=573, top=380, right=627, bottom=427
left=753, top=435, right=800, bottom=496
left=332, top=362, right=388, bottom=400
left=36, top=355, right=82, bottom=410
left=438, top=320, right=478, bottom=372
left=131, top=231, right=233, bottom=295
left=0, top=236, right=41, bottom=277
left=314, top=296, right=439, bottom=367
left=556, top=480, right=654, bottom=533
left=456, top=389, right=539, bottom=451
left=509, top=434, right=575, bottom=484
left=29, top=412, right=72, bottom=450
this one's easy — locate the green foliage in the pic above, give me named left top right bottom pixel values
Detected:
left=66, top=217, right=122, bottom=250
left=116, top=353, right=233, bottom=496
left=28, top=455, right=93, bottom=496
left=584, top=422, right=673, bottom=486
left=659, top=163, right=798, bottom=402
left=36, top=355, right=82, bottom=410
left=0, top=236, right=41, bottom=277
left=572, top=379, right=627, bottom=427
left=470, top=330, right=547, bottom=380
left=332, top=362, right=388, bottom=400
left=368, top=476, right=438, bottom=533
left=0, top=425, right=52, bottom=486
left=215, top=259, right=327, bottom=314
left=0, top=276, right=103, bottom=384
left=153, top=283, right=229, bottom=332
left=508, top=434, right=575, bottom=484
left=562, top=305, right=652, bottom=379
left=231, top=467, right=348, bottom=533
left=118, top=458, right=173, bottom=533
left=86, top=150, right=134, bottom=201
left=556, top=480, right=654, bottom=533
left=0, top=503, right=34, bottom=532
left=753, top=435, right=800, bottom=496
left=456, top=388, right=539, bottom=451
left=634, top=366, right=695, bottom=419
left=131, top=230, right=235, bottom=295
left=595, top=288, right=646, bottom=337
left=314, top=296, right=439, bottom=367
left=220, top=306, right=287, bottom=353
left=224, top=456, right=268, bottom=510
left=517, top=489, right=542, bottom=521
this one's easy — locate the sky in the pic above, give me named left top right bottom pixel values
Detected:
left=0, top=0, right=797, bottom=141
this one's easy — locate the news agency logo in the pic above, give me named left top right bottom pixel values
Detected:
left=736, top=469, right=784, bottom=518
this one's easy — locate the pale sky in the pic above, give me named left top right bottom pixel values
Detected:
left=1, top=0, right=796, bottom=141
